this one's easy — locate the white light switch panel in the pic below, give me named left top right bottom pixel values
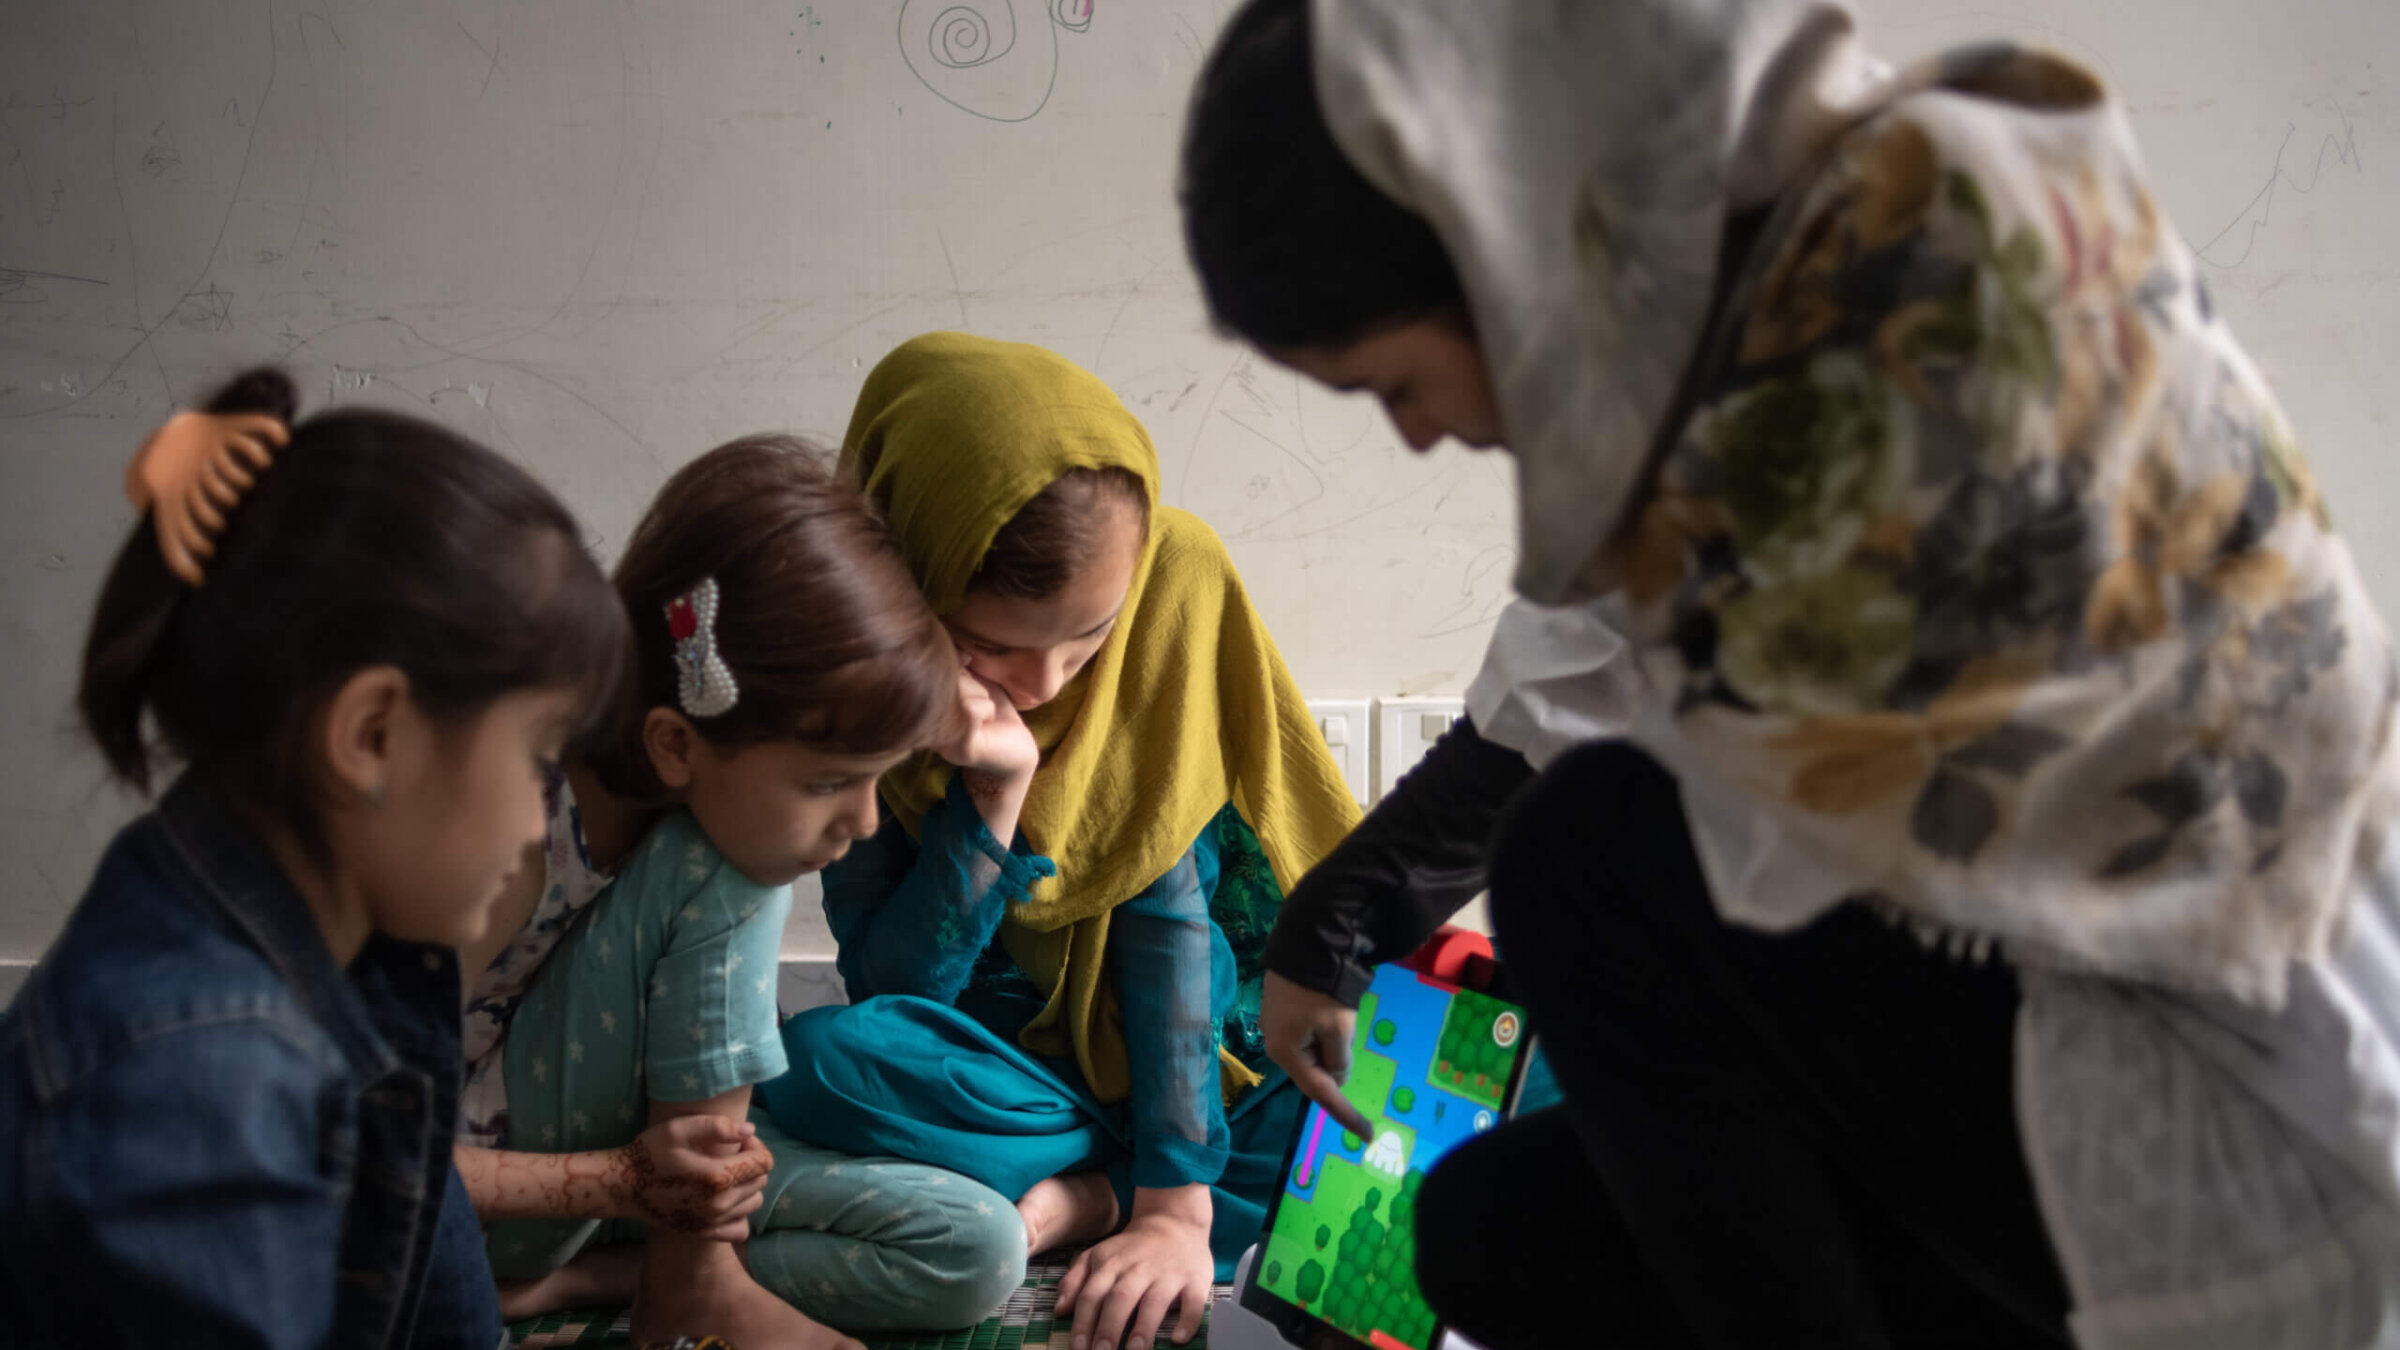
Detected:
left=1306, top=699, right=1374, bottom=806
left=1375, top=696, right=1466, bottom=801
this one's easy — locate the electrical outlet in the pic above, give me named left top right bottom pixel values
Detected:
left=1306, top=699, right=1374, bottom=806
left=1374, top=696, right=1465, bottom=801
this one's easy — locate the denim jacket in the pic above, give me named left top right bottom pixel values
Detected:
left=0, top=781, right=502, bottom=1349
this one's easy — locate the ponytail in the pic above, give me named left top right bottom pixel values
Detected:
left=79, top=370, right=300, bottom=792
left=75, top=368, right=627, bottom=854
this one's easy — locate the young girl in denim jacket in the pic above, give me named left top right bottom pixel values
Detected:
left=0, top=368, right=627, bottom=1348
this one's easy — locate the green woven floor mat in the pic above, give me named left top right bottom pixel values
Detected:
left=508, top=1257, right=1230, bottom=1349
left=509, top=1309, right=624, bottom=1347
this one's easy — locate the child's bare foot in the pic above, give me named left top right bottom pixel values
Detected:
left=1017, top=1170, right=1121, bottom=1258
left=496, top=1243, right=644, bottom=1320
left=632, top=1235, right=864, bottom=1350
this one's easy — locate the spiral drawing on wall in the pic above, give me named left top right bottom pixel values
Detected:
left=898, top=0, right=1092, bottom=123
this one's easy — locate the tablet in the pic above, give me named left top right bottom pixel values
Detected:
left=1240, top=934, right=1537, bottom=1350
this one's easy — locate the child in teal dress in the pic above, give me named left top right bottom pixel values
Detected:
left=454, top=437, right=1025, bottom=1345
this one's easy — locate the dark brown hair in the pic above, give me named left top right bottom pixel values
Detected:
left=586, top=435, right=956, bottom=799
left=1180, top=0, right=1465, bottom=350
left=970, top=466, right=1151, bottom=601
left=79, top=367, right=629, bottom=852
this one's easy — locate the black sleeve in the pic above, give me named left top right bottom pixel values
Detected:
left=1265, top=714, right=1537, bottom=1006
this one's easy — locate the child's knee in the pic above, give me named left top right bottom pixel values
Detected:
left=917, top=1182, right=1030, bottom=1328
left=747, top=1167, right=1029, bottom=1331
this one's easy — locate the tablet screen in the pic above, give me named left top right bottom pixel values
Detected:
left=1245, top=960, right=1534, bottom=1350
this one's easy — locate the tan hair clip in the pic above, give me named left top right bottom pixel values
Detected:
left=123, top=410, right=290, bottom=585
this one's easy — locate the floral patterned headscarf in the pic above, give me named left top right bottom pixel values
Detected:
left=1312, top=0, right=1894, bottom=605
left=1319, top=3, right=2400, bottom=1004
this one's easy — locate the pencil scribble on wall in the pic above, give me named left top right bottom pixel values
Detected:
left=897, top=0, right=1092, bottom=123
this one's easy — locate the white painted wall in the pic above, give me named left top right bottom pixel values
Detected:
left=3, top=0, right=2395, bottom=963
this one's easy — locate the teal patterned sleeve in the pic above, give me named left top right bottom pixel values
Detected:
left=820, top=775, right=1057, bottom=1006
left=1112, top=821, right=1243, bottom=1190
left=621, top=813, right=792, bottom=1101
